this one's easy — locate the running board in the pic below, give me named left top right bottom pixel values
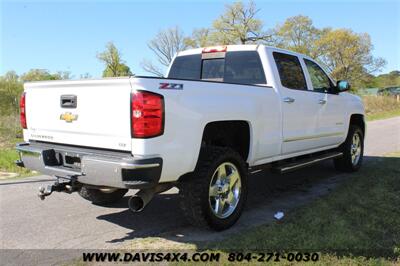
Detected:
left=272, top=151, right=343, bottom=174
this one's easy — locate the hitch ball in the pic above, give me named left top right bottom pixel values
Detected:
left=38, top=185, right=53, bottom=200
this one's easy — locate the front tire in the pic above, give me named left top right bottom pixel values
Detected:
left=78, top=187, right=128, bottom=205
left=179, top=146, right=248, bottom=231
left=334, top=125, right=364, bottom=172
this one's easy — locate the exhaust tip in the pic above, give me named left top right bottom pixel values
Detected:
left=128, top=196, right=145, bottom=212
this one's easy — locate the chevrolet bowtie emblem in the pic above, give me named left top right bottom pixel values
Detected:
left=60, top=112, right=78, bottom=123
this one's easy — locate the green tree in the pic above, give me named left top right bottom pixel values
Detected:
left=0, top=71, right=24, bottom=139
left=185, top=0, right=270, bottom=46
left=211, top=0, right=270, bottom=45
left=315, top=29, right=386, bottom=88
left=0, top=71, right=23, bottom=114
left=97, top=42, right=133, bottom=77
left=20, top=69, right=69, bottom=82
left=184, top=28, right=213, bottom=48
left=378, top=71, right=400, bottom=86
left=143, top=1, right=271, bottom=76
left=272, top=15, right=323, bottom=57
left=272, top=16, right=386, bottom=89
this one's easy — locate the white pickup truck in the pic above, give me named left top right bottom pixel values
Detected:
left=16, top=45, right=365, bottom=230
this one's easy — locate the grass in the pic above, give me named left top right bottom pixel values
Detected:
left=0, top=113, right=21, bottom=148
left=366, top=109, right=400, bottom=121
left=195, top=152, right=400, bottom=264
left=363, top=95, right=400, bottom=121
left=0, top=138, right=32, bottom=179
left=138, top=152, right=400, bottom=266
left=0, top=148, right=32, bottom=178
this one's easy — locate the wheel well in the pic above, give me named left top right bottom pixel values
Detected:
left=201, top=121, right=250, bottom=161
left=350, top=114, right=365, bottom=136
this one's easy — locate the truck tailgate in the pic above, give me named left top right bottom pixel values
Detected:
left=24, top=78, right=133, bottom=151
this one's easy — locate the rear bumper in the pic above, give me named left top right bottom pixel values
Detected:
left=15, top=142, right=162, bottom=189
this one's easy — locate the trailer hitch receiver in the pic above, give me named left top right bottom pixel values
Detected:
left=38, top=177, right=79, bottom=200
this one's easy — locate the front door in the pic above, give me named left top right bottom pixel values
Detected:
left=303, top=59, right=346, bottom=147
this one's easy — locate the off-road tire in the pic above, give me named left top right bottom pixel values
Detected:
left=178, top=146, right=248, bottom=231
left=334, top=125, right=364, bottom=172
left=78, top=187, right=128, bottom=205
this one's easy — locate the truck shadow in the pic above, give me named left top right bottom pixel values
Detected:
left=97, top=161, right=338, bottom=242
left=96, top=155, right=398, bottom=258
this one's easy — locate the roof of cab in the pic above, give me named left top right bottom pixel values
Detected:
left=176, top=44, right=310, bottom=59
left=177, top=44, right=259, bottom=56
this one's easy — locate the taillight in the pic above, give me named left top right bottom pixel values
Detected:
left=131, top=91, right=164, bottom=138
left=20, top=92, right=27, bottom=129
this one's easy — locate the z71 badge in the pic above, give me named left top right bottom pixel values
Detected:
left=159, top=83, right=183, bottom=90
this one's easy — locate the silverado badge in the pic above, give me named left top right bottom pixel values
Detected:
left=60, top=112, right=78, bottom=123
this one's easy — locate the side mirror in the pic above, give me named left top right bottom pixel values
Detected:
left=337, top=80, right=350, bottom=92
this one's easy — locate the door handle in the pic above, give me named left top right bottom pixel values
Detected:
left=283, top=97, right=295, bottom=103
left=318, top=99, right=327, bottom=105
left=60, top=95, right=77, bottom=108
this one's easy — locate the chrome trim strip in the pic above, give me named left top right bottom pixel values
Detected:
left=283, top=132, right=343, bottom=142
left=83, top=157, right=160, bottom=169
left=44, top=166, right=82, bottom=176
left=16, top=145, right=42, bottom=157
left=250, top=169, right=263, bottom=174
left=280, top=152, right=343, bottom=172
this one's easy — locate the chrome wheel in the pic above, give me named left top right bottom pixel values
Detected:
left=351, top=133, right=362, bottom=166
left=208, top=162, right=242, bottom=219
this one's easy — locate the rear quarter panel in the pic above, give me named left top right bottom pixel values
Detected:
left=130, top=77, right=281, bottom=182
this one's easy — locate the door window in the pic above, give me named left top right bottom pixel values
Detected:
left=304, top=59, right=334, bottom=93
left=202, top=51, right=267, bottom=84
left=273, top=52, right=307, bottom=90
left=224, top=51, right=267, bottom=85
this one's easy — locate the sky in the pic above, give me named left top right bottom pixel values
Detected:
left=1, top=0, right=400, bottom=78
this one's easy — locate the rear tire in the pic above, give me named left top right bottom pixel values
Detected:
left=178, top=146, right=248, bottom=231
left=334, top=125, right=364, bottom=172
left=78, top=187, right=128, bottom=205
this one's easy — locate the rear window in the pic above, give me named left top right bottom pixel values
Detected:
left=201, top=59, right=224, bottom=81
left=167, top=51, right=266, bottom=85
left=168, top=54, right=201, bottom=80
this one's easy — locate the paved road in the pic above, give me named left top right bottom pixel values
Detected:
left=1, top=117, right=399, bottom=251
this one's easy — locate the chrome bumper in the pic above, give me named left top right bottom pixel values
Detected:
left=16, top=142, right=162, bottom=189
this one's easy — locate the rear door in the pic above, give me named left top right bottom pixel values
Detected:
left=272, top=51, right=322, bottom=155
left=24, top=78, right=133, bottom=151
